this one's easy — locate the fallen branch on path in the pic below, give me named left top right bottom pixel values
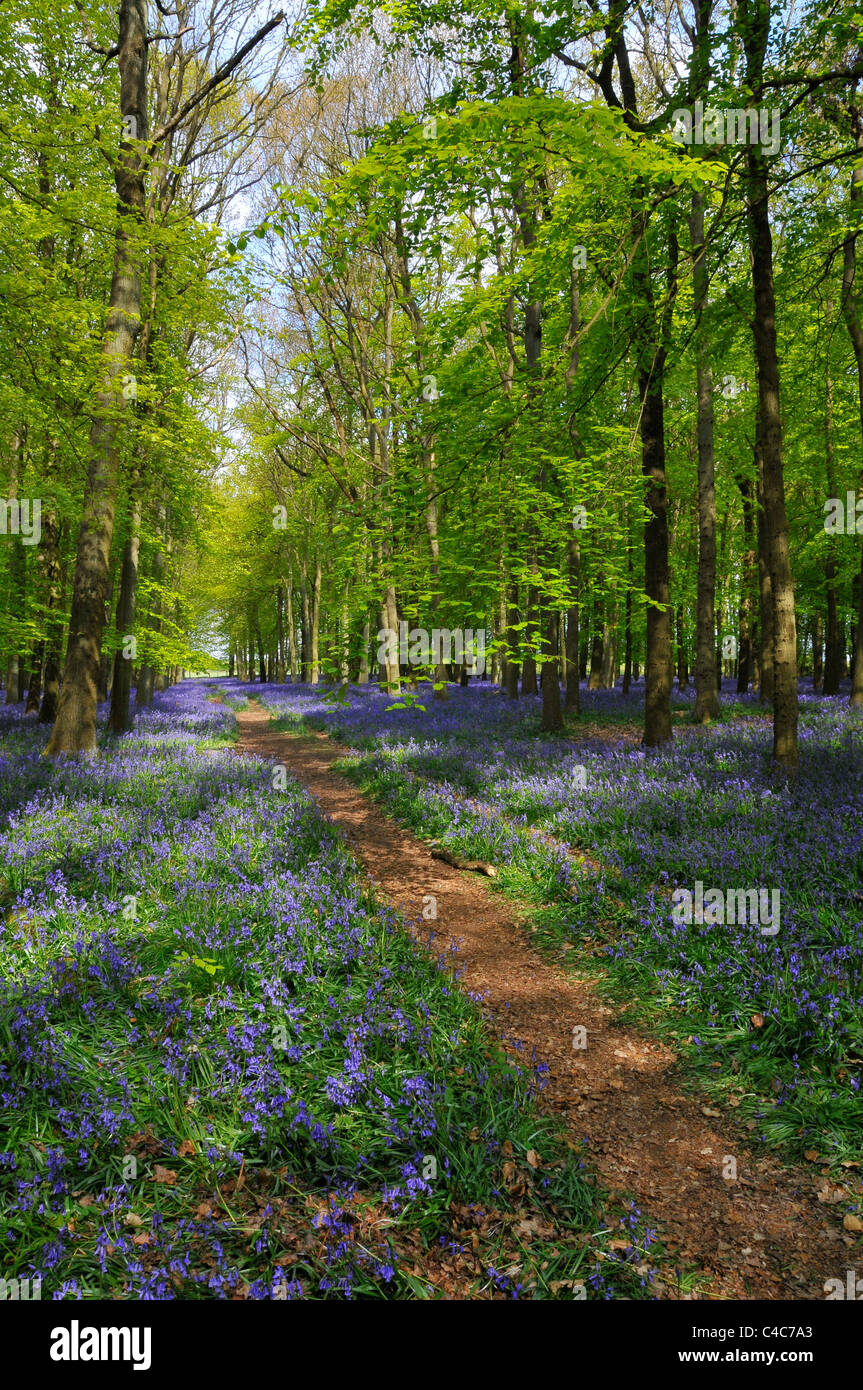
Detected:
left=430, top=847, right=498, bottom=877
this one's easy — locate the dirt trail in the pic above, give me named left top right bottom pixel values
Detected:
left=233, top=700, right=856, bottom=1300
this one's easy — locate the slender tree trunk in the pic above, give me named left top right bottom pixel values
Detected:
left=5, top=431, right=24, bottom=705
left=25, top=643, right=43, bottom=715
left=824, top=562, right=842, bottom=696
left=601, top=606, right=617, bottom=688
left=136, top=512, right=165, bottom=708
left=588, top=596, right=604, bottom=690
left=742, top=1, right=798, bottom=765
left=38, top=512, right=65, bottom=724
left=824, top=342, right=842, bottom=695
left=839, top=105, right=863, bottom=706
left=253, top=612, right=265, bottom=683
left=286, top=571, right=298, bottom=681
left=636, top=223, right=675, bottom=745
left=540, top=610, right=563, bottom=730
left=382, top=581, right=398, bottom=691
left=737, top=474, right=756, bottom=693
left=300, top=563, right=310, bottom=682
left=98, top=570, right=114, bottom=702
left=621, top=533, right=633, bottom=695
left=565, top=537, right=581, bottom=713
left=852, top=572, right=863, bottom=706
left=690, top=191, right=721, bottom=720
left=521, top=580, right=538, bottom=696
left=812, top=610, right=823, bottom=690
left=276, top=584, right=286, bottom=682
left=497, top=584, right=508, bottom=689
left=676, top=607, right=688, bottom=690
left=108, top=491, right=141, bottom=732
left=310, top=558, right=321, bottom=684
left=756, top=462, right=774, bottom=703
left=358, top=616, right=369, bottom=685
left=505, top=584, right=520, bottom=699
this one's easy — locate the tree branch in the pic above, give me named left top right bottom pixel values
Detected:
left=149, top=12, right=285, bottom=149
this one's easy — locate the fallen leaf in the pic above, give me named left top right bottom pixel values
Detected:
left=516, top=1217, right=555, bottom=1240
left=701, top=1106, right=721, bottom=1118
left=804, top=1150, right=820, bottom=1161
left=178, top=1139, right=196, bottom=1158
left=526, top=1149, right=541, bottom=1169
left=123, top=1212, right=143, bottom=1228
left=843, top=1214, right=863, bottom=1232
left=751, top=1014, right=764, bottom=1029
left=153, top=1165, right=177, bottom=1186
left=195, top=1202, right=212, bottom=1218
left=132, top=1232, right=150, bottom=1246
left=501, top=1140, right=514, bottom=1158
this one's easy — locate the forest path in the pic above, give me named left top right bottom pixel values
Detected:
left=233, top=699, right=853, bottom=1301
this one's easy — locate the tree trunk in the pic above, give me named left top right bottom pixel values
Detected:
left=690, top=190, right=721, bottom=721
left=108, top=492, right=141, bottom=732
left=4, top=432, right=25, bottom=705
left=136, top=511, right=165, bottom=709
left=852, top=562, right=863, bottom=706
left=636, top=227, right=675, bottom=745
left=588, top=597, right=604, bottom=690
left=300, top=563, right=310, bottom=682
left=823, top=340, right=843, bottom=695
left=565, top=537, right=581, bottom=713
left=736, top=475, right=756, bottom=693
left=756, top=463, right=774, bottom=703
left=812, top=610, right=823, bottom=690
left=600, top=608, right=617, bottom=689
left=25, top=643, right=43, bottom=716
left=358, top=616, right=370, bottom=685
left=622, top=539, right=633, bottom=696
left=38, top=512, right=65, bottom=724
left=311, top=557, right=321, bottom=684
left=46, top=0, right=149, bottom=755
left=521, top=581, right=538, bottom=696
left=540, top=610, right=563, bottom=730
left=676, top=606, right=688, bottom=690
left=286, top=570, right=299, bottom=681
left=339, top=583, right=349, bottom=682
left=505, top=584, right=520, bottom=699
left=742, top=1, right=798, bottom=766
left=839, top=105, right=863, bottom=707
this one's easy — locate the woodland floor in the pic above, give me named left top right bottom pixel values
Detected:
left=233, top=698, right=858, bottom=1300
